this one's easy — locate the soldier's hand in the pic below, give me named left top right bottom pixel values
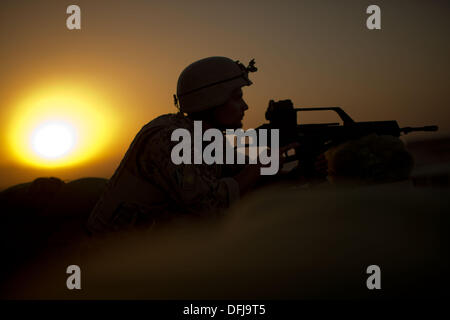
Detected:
left=279, top=142, right=300, bottom=167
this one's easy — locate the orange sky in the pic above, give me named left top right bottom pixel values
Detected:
left=0, top=0, right=449, bottom=189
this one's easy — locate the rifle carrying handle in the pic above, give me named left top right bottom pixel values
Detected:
left=295, top=107, right=355, bottom=125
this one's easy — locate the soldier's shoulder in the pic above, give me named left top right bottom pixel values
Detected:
left=134, top=113, right=193, bottom=152
left=142, top=113, right=192, bottom=133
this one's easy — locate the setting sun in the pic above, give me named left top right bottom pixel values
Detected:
left=7, top=83, right=118, bottom=168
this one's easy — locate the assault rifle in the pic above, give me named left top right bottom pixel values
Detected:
left=257, top=99, right=438, bottom=177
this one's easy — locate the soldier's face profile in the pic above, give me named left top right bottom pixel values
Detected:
left=213, top=87, right=248, bottom=129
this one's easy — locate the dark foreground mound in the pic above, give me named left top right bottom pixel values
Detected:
left=0, top=177, right=108, bottom=284
left=2, top=183, right=449, bottom=299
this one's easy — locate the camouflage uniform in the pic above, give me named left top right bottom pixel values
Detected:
left=87, top=113, right=241, bottom=232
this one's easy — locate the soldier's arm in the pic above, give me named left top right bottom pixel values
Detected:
left=138, top=128, right=240, bottom=215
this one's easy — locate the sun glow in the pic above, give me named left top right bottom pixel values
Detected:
left=8, top=83, right=118, bottom=168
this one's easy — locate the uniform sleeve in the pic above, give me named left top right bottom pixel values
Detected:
left=137, top=127, right=240, bottom=215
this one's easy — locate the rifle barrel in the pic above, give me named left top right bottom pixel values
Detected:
left=401, top=125, right=438, bottom=134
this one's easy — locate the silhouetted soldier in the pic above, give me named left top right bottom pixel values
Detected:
left=87, top=57, right=272, bottom=232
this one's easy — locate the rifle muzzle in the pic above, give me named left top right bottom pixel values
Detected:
left=401, top=125, right=438, bottom=134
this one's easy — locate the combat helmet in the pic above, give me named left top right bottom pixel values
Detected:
left=175, top=56, right=257, bottom=113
